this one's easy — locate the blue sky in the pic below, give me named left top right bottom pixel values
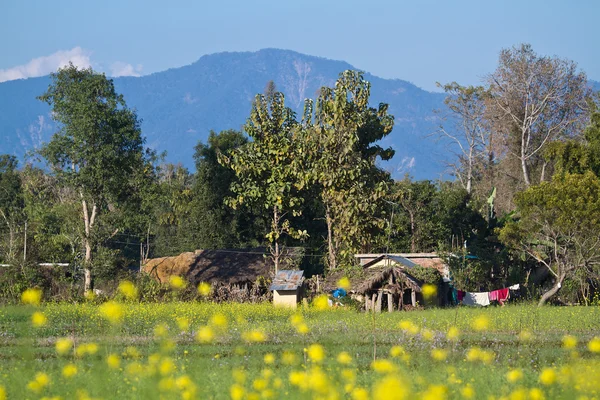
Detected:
left=1, top=0, right=598, bottom=91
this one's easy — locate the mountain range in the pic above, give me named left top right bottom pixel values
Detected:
left=1, top=49, right=598, bottom=180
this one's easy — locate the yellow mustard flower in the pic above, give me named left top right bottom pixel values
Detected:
left=242, top=330, right=267, bottom=343
left=562, top=335, right=577, bottom=349
left=197, top=282, right=212, bottom=297
left=263, top=353, right=275, bottom=364
left=312, top=294, right=329, bottom=310
left=372, top=376, right=409, bottom=400
left=230, top=384, right=245, bottom=400
left=446, top=326, right=460, bottom=341
left=371, top=359, right=397, bottom=373
left=118, top=280, right=138, bottom=300
left=431, top=349, right=448, bottom=361
left=422, top=284, right=437, bottom=299
left=588, top=337, right=600, bottom=353
left=422, top=384, right=447, bottom=400
left=539, top=367, right=556, bottom=385
left=471, top=315, right=489, bottom=331
left=461, top=384, right=475, bottom=399
left=21, top=288, right=42, bottom=306
left=62, top=364, right=77, bottom=378
left=55, top=338, right=73, bottom=355
left=107, top=353, right=121, bottom=369
left=337, top=277, right=351, bottom=290
left=31, top=311, right=47, bottom=327
left=169, top=275, right=186, bottom=290
left=506, top=369, right=523, bottom=383
left=307, top=344, right=325, bottom=363
left=196, top=326, right=214, bottom=343
left=98, top=301, right=124, bottom=324
left=337, top=351, right=353, bottom=365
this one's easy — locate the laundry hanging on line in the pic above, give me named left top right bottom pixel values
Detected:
left=458, top=284, right=520, bottom=307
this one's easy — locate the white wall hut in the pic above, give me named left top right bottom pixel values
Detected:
left=269, top=270, right=304, bottom=308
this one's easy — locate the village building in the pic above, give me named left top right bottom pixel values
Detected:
left=269, top=270, right=304, bottom=308
left=325, top=253, right=449, bottom=312
left=143, top=247, right=304, bottom=301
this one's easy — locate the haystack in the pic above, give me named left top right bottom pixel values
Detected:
left=143, top=247, right=304, bottom=287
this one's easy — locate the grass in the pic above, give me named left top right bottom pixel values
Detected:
left=1, top=301, right=599, bottom=399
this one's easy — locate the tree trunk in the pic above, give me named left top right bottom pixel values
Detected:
left=521, top=136, right=531, bottom=187
left=84, top=238, right=93, bottom=292
left=409, top=210, right=416, bottom=253
left=538, top=273, right=566, bottom=306
left=81, top=197, right=97, bottom=292
left=466, top=146, right=473, bottom=194
left=326, top=205, right=336, bottom=270
left=272, top=206, right=280, bottom=274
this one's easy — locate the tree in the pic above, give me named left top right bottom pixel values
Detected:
left=38, top=64, right=154, bottom=292
left=0, top=155, right=24, bottom=262
left=486, top=44, right=590, bottom=187
left=545, top=98, right=600, bottom=177
left=499, top=172, right=600, bottom=305
left=189, top=130, right=265, bottom=249
left=433, top=83, right=490, bottom=194
left=219, top=92, right=306, bottom=273
left=300, top=70, right=394, bottom=270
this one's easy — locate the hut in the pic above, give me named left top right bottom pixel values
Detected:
left=356, top=265, right=423, bottom=312
left=143, top=247, right=304, bottom=300
left=324, top=253, right=449, bottom=312
left=269, top=270, right=304, bottom=308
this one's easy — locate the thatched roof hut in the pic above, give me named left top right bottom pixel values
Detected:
left=143, top=247, right=304, bottom=286
left=356, top=266, right=422, bottom=294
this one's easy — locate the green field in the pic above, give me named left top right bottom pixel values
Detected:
left=1, top=301, right=600, bottom=399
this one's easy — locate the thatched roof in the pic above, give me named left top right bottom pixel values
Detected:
left=356, top=266, right=422, bottom=294
left=322, top=266, right=422, bottom=294
left=143, top=247, right=304, bottom=285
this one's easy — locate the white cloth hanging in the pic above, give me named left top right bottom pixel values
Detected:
left=462, top=292, right=490, bottom=306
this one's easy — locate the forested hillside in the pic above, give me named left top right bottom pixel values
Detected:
left=0, top=49, right=448, bottom=179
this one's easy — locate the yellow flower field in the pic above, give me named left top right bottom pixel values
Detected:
left=0, top=287, right=599, bottom=399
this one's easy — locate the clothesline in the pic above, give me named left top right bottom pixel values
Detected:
left=454, top=284, right=520, bottom=307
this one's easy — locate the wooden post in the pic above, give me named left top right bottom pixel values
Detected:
left=376, top=290, right=382, bottom=313
left=411, top=290, right=417, bottom=307
left=365, top=296, right=370, bottom=311
left=371, top=293, right=377, bottom=313
left=387, top=292, right=394, bottom=312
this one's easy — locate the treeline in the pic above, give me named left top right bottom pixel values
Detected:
left=1, top=44, right=599, bottom=305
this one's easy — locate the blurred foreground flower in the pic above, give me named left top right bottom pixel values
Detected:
left=21, top=288, right=42, bottom=306
left=198, top=282, right=212, bottom=297
left=471, top=315, right=489, bottom=331
left=62, top=364, right=77, bottom=378
left=307, top=344, right=325, bottom=363
left=118, top=280, right=138, bottom=300
left=337, top=277, right=351, bottom=290
left=169, top=275, right=186, bottom=290
left=312, top=294, right=329, bottom=310
left=55, top=338, right=73, bottom=355
left=422, top=284, right=437, bottom=299
left=99, top=301, right=124, bottom=324
left=31, top=311, right=47, bottom=327
left=27, top=372, right=50, bottom=393
left=588, top=337, right=600, bottom=353
left=539, top=368, right=556, bottom=385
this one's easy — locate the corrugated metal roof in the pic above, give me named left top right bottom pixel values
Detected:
left=269, top=270, right=304, bottom=291
left=361, top=254, right=419, bottom=269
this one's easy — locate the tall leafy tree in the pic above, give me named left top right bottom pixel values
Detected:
left=486, top=44, right=590, bottom=187
left=189, top=130, right=265, bottom=249
left=0, top=155, right=24, bottom=262
left=300, top=70, right=394, bottom=270
left=499, top=172, right=600, bottom=305
left=38, top=64, right=154, bottom=291
left=219, top=92, right=307, bottom=273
